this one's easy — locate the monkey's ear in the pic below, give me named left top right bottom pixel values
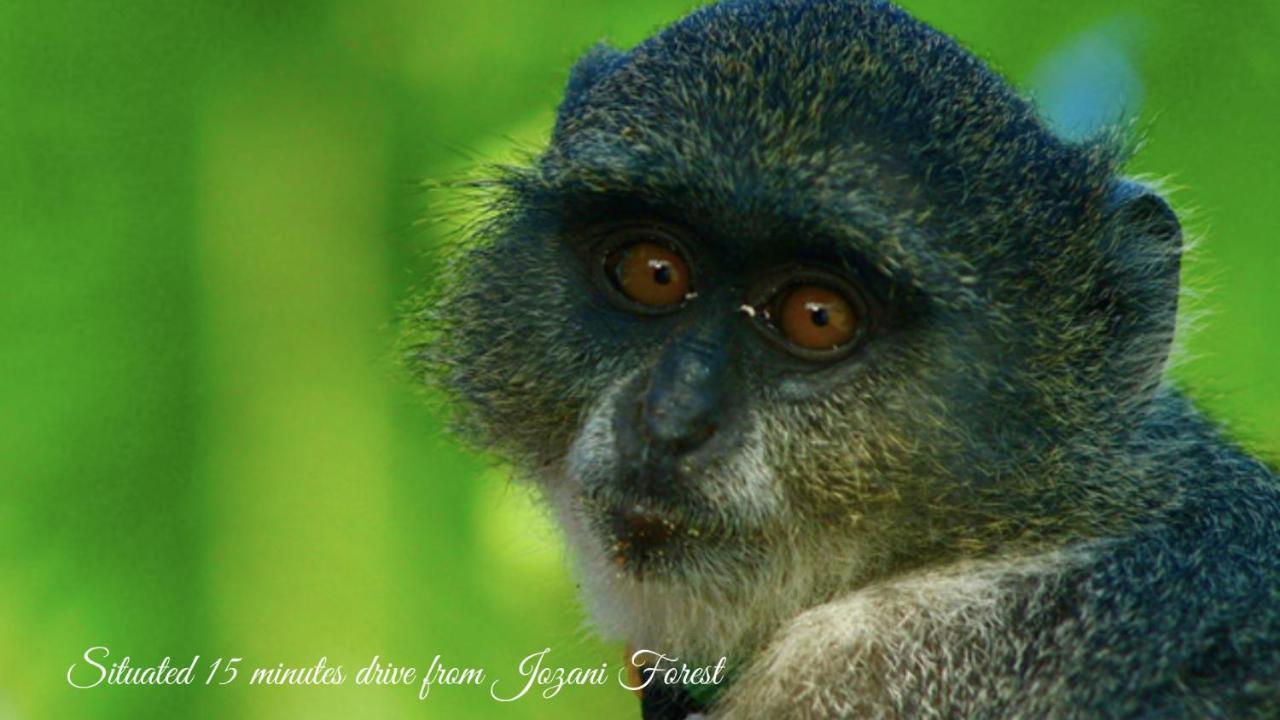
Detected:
left=1098, top=180, right=1183, bottom=400
left=555, top=42, right=625, bottom=129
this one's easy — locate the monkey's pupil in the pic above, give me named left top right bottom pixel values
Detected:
left=810, top=306, right=829, bottom=327
left=652, top=262, right=672, bottom=286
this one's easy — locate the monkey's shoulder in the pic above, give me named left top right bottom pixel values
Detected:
left=1051, top=471, right=1280, bottom=714
left=721, top=474, right=1280, bottom=718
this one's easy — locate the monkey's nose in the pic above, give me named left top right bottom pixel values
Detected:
left=640, top=328, right=728, bottom=454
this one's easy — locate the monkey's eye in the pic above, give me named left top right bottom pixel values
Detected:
left=750, top=270, right=873, bottom=361
left=603, top=239, right=692, bottom=312
left=776, top=285, right=858, bottom=350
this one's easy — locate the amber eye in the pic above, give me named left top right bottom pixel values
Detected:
left=776, top=284, right=858, bottom=350
left=607, top=242, right=691, bottom=309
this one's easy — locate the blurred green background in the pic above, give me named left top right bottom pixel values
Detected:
left=1, top=1, right=1277, bottom=718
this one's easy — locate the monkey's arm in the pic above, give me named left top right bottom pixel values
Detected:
left=712, top=553, right=1068, bottom=719
left=714, top=523, right=1280, bottom=720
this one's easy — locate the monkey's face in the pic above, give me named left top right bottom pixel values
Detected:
left=428, top=184, right=977, bottom=586
left=419, top=0, right=1172, bottom=627
left=556, top=218, right=899, bottom=577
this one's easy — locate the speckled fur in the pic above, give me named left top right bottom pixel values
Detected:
left=405, top=0, right=1280, bottom=717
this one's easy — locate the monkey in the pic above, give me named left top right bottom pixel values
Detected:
left=404, top=0, right=1280, bottom=717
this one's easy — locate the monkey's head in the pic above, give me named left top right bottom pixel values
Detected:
left=410, top=0, right=1182, bottom=657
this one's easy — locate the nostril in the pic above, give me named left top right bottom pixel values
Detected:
left=643, top=407, right=718, bottom=453
left=683, top=422, right=717, bottom=451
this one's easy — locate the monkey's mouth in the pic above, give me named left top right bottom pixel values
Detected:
left=607, top=501, right=679, bottom=562
left=586, top=497, right=712, bottom=576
